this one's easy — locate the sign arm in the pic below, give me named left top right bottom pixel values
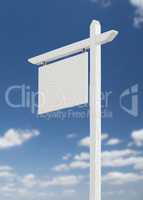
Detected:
left=28, top=30, right=118, bottom=65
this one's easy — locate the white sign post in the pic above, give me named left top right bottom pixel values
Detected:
left=28, top=20, right=118, bottom=200
left=90, top=20, right=101, bottom=200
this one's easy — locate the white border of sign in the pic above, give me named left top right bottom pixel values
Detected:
left=28, top=20, right=118, bottom=200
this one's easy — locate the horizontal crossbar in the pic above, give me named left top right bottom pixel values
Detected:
left=28, top=30, right=118, bottom=65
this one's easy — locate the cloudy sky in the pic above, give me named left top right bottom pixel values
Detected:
left=0, top=0, right=143, bottom=200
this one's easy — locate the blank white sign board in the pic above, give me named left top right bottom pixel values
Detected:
left=38, top=52, right=88, bottom=114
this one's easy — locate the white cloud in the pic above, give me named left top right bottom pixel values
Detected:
left=37, top=192, right=55, bottom=198
left=102, top=149, right=140, bottom=168
left=103, top=171, right=143, bottom=184
left=22, top=174, right=37, bottom=188
left=0, top=170, right=83, bottom=194
left=0, top=171, right=15, bottom=178
left=52, top=164, right=69, bottom=172
left=102, top=133, right=109, bottom=141
left=90, top=0, right=112, bottom=7
left=103, top=155, right=143, bottom=168
left=0, top=167, right=83, bottom=199
left=79, top=133, right=109, bottom=147
left=0, top=129, right=40, bottom=149
left=79, top=136, right=90, bottom=147
left=102, top=149, right=137, bottom=159
left=0, top=166, right=13, bottom=171
left=53, top=160, right=89, bottom=172
left=130, top=0, right=143, bottom=28
left=133, top=157, right=143, bottom=170
left=0, top=165, right=15, bottom=178
left=62, top=189, right=75, bottom=196
left=1, top=172, right=81, bottom=198
left=102, top=147, right=143, bottom=170
left=53, top=148, right=142, bottom=172
left=39, top=175, right=83, bottom=188
left=62, top=153, right=72, bottom=160
left=130, top=0, right=143, bottom=8
left=131, top=129, right=143, bottom=146
left=53, top=152, right=90, bottom=172
left=69, top=161, right=89, bottom=169
left=102, top=189, right=125, bottom=197
left=66, top=133, right=77, bottom=139
left=0, top=184, right=17, bottom=193
left=106, top=138, right=122, bottom=145
left=74, top=152, right=89, bottom=161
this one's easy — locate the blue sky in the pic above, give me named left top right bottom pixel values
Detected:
left=0, top=0, right=143, bottom=200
